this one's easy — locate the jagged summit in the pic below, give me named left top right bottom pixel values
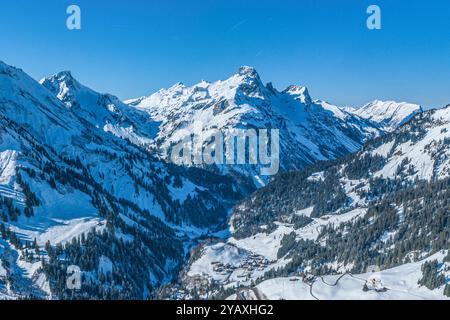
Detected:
left=52, top=70, right=75, bottom=79
left=40, top=69, right=159, bottom=145
left=283, top=85, right=312, bottom=104
left=168, top=81, right=186, bottom=89
left=40, top=70, right=84, bottom=101
left=125, top=65, right=383, bottom=186
left=237, top=65, right=259, bottom=77
left=234, top=70, right=266, bottom=98
left=0, top=61, right=82, bottom=146
left=41, top=70, right=120, bottom=107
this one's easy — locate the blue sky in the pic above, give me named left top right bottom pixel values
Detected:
left=0, top=0, right=449, bottom=108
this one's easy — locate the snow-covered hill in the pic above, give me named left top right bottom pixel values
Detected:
left=175, top=105, right=450, bottom=300
left=350, top=100, right=422, bottom=132
left=0, top=61, right=247, bottom=299
left=228, top=105, right=450, bottom=236
left=127, top=66, right=381, bottom=186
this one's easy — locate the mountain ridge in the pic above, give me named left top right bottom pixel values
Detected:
left=1, top=60, right=443, bottom=300
left=0, top=61, right=249, bottom=299
left=178, top=103, right=450, bottom=300
left=125, top=66, right=387, bottom=187
left=350, top=99, right=423, bottom=132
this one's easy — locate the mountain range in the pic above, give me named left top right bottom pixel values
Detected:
left=178, top=103, right=450, bottom=300
left=126, top=66, right=383, bottom=186
left=1, top=60, right=446, bottom=300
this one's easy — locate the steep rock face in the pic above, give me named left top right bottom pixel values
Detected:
left=127, top=66, right=381, bottom=186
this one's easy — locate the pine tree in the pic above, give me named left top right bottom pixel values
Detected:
left=0, top=223, right=6, bottom=239
left=444, top=284, right=450, bottom=298
left=33, top=238, right=40, bottom=256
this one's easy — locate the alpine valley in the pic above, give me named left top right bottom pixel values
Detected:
left=0, top=60, right=448, bottom=300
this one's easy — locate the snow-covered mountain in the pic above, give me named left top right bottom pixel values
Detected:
left=126, top=66, right=381, bottom=186
left=350, top=100, right=422, bottom=132
left=1, top=59, right=446, bottom=300
left=0, top=61, right=248, bottom=299
left=176, top=105, right=450, bottom=300
left=40, top=71, right=160, bottom=148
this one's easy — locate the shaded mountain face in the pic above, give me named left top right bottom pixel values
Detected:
left=349, top=100, right=422, bottom=132
left=126, top=66, right=382, bottom=186
left=178, top=106, right=450, bottom=299
left=0, top=61, right=248, bottom=299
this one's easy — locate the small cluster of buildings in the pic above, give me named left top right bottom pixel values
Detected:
left=211, top=254, right=273, bottom=283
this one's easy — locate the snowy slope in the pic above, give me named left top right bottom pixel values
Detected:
left=363, top=105, right=450, bottom=181
left=177, top=104, right=450, bottom=300
left=0, top=60, right=247, bottom=299
left=229, top=251, right=449, bottom=300
left=40, top=71, right=160, bottom=148
left=127, top=66, right=381, bottom=186
left=352, top=100, right=422, bottom=132
left=183, top=208, right=367, bottom=292
left=1, top=60, right=446, bottom=300
left=229, top=105, right=450, bottom=237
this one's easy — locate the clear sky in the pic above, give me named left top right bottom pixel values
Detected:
left=1, top=0, right=449, bottom=108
